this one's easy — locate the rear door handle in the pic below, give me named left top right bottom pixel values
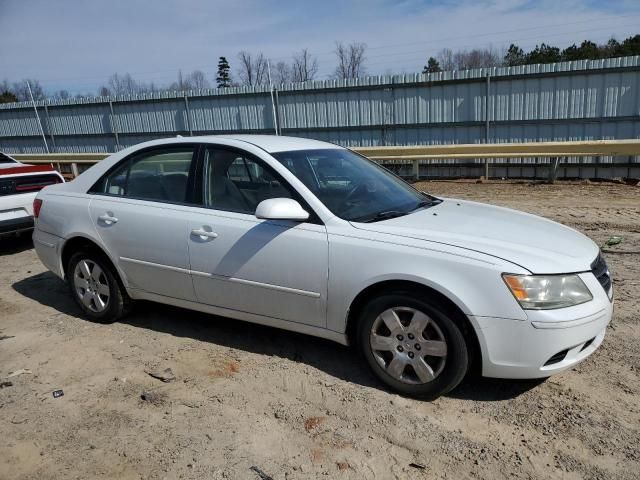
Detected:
left=98, top=213, right=118, bottom=224
left=191, top=228, right=218, bottom=239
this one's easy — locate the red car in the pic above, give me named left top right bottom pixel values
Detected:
left=0, top=152, right=64, bottom=237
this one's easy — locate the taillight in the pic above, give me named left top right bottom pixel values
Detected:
left=33, top=198, right=43, bottom=218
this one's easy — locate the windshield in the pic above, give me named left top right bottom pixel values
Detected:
left=271, top=148, right=436, bottom=222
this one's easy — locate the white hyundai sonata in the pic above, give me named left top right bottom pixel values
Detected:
left=33, top=135, right=613, bottom=398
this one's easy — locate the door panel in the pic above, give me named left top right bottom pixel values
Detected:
left=88, top=144, right=198, bottom=301
left=89, top=197, right=196, bottom=301
left=188, top=209, right=328, bottom=327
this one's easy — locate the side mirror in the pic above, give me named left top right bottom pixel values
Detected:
left=255, top=198, right=309, bottom=222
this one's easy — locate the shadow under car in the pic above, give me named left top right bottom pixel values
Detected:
left=12, top=271, right=545, bottom=401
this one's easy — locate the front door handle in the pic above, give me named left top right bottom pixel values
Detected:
left=98, top=213, right=118, bottom=224
left=191, top=228, right=218, bottom=239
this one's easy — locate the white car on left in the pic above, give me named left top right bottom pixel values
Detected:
left=0, top=152, right=64, bottom=237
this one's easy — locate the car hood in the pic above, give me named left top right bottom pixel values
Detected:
left=350, top=199, right=598, bottom=274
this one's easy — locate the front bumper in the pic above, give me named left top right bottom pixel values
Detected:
left=471, top=272, right=613, bottom=379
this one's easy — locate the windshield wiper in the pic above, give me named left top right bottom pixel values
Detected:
left=410, top=198, right=442, bottom=212
left=354, top=197, right=442, bottom=223
left=410, top=199, right=434, bottom=211
left=357, top=210, right=410, bottom=223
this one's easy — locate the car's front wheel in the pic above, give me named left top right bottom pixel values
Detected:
left=357, top=293, right=469, bottom=399
left=67, top=250, right=131, bottom=323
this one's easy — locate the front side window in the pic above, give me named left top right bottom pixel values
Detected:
left=271, top=148, right=434, bottom=222
left=202, top=148, right=292, bottom=214
left=92, top=147, right=195, bottom=203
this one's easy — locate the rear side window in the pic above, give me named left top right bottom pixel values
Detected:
left=0, top=152, right=17, bottom=164
left=92, top=147, right=195, bottom=203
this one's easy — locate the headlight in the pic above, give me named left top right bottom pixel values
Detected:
left=502, top=274, right=593, bottom=310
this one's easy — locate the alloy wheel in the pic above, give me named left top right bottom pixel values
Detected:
left=73, top=259, right=110, bottom=313
left=369, top=306, right=447, bottom=384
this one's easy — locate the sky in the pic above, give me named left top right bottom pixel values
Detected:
left=1, top=0, right=640, bottom=95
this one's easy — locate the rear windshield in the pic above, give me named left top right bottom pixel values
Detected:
left=0, top=153, right=17, bottom=164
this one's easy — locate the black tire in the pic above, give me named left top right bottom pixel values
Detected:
left=357, top=292, right=468, bottom=400
left=67, top=249, right=131, bottom=323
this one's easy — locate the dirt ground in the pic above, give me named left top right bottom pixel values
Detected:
left=1, top=180, right=639, bottom=480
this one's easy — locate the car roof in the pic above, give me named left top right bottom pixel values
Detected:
left=187, top=135, right=343, bottom=153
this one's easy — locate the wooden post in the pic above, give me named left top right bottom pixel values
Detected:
left=412, top=159, right=420, bottom=180
left=548, top=156, right=560, bottom=183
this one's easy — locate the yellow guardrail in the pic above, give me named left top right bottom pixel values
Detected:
left=356, top=139, right=640, bottom=159
left=12, top=139, right=640, bottom=179
left=13, top=153, right=107, bottom=164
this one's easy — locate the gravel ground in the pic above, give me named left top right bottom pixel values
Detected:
left=1, top=180, right=639, bottom=480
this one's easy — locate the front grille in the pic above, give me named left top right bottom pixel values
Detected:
left=591, top=254, right=612, bottom=295
left=0, top=174, right=60, bottom=196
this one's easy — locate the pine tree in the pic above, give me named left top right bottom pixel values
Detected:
left=216, top=57, right=231, bottom=88
left=525, top=43, right=561, bottom=64
left=422, top=57, right=441, bottom=74
left=503, top=44, right=526, bottom=66
left=0, top=89, right=18, bottom=103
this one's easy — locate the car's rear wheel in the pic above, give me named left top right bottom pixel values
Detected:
left=357, top=293, right=468, bottom=399
left=67, top=250, right=131, bottom=323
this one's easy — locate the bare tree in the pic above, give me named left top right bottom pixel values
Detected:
left=51, top=89, right=71, bottom=100
left=98, top=86, right=111, bottom=96
left=12, top=79, right=46, bottom=101
left=170, top=70, right=192, bottom=91
left=333, top=42, right=367, bottom=79
left=291, top=48, right=318, bottom=82
left=436, top=47, right=502, bottom=71
left=237, top=51, right=268, bottom=86
left=272, top=61, right=291, bottom=84
left=186, top=70, right=210, bottom=89
left=454, top=47, right=502, bottom=69
left=104, top=73, right=142, bottom=95
left=437, top=48, right=455, bottom=71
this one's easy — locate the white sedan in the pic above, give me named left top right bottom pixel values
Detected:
left=0, top=151, right=64, bottom=237
left=32, top=136, right=613, bottom=399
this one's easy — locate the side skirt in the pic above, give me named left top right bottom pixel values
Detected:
left=127, top=288, right=349, bottom=346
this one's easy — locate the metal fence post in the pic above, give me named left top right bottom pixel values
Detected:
left=274, top=88, right=282, bottom=135
left=184, top=94, right=193, bottom=136
left=43, top=103, right=56, bottom=152
left=484, top=72, right=491, bottom=180
left=108, top=100, right=120, bottom=151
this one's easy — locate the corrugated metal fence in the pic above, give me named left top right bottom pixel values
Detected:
left=1, top=56, right=639, bottom=167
